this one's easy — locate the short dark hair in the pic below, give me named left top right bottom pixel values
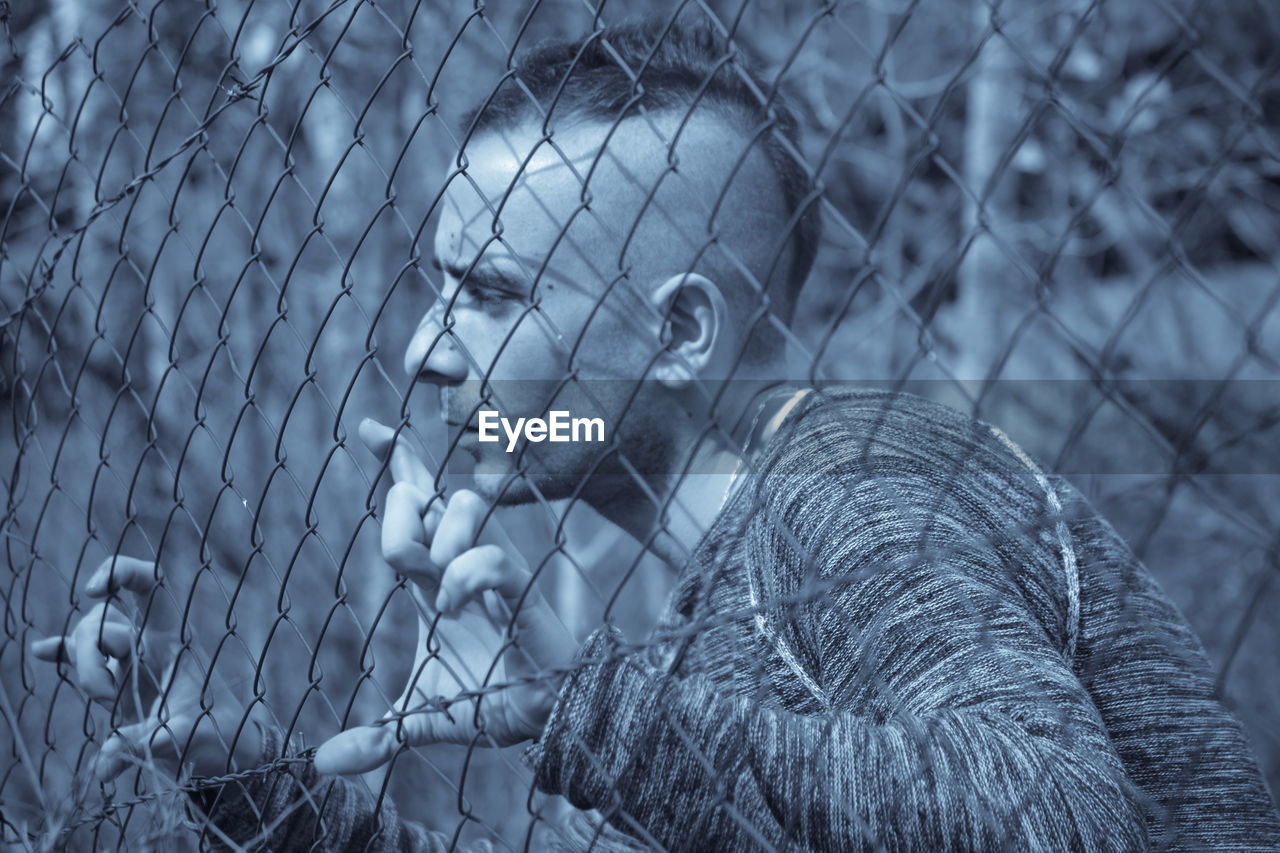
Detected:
left=461, top=17, right=821, bottom=326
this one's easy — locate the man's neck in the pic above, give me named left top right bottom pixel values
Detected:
left=593, top=445, right=742, bottom=570
left=593, top=381, right=806, bottom=570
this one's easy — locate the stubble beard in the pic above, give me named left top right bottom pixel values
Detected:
left=462, top=413, right=678, bottom=515
left=442, top=380, right=682, bottom=512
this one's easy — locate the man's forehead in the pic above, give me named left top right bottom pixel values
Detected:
left=435, top=132, right=592, bottom=255
left=435, top=121, right=650, bottom=258
left=432, top=113, right=741, bottom=270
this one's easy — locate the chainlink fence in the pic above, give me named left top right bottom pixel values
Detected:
left=3, top=0, right=1279, bottom=850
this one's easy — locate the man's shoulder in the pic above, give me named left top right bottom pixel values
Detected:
left=737, top=387, right=1084, bottom=652
left=762, top=385, right=1040, bottom=485
left=748, top=387, right=1082, bottom=584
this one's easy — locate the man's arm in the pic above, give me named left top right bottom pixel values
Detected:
left=1059, top=475, right=1280, bottom=849
left=193, top=724, right=489, bottom=852
left=527, top=458, right=1150, bottom=850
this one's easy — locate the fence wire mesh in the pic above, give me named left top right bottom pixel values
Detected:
left=2, top=0, right=1279, bottom=850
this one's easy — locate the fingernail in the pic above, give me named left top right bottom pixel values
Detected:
left=86, top=571, right=105, bottom=595
left=435, top=590, right=451, bottom=614
left=95, top=740, right=120, bottom=781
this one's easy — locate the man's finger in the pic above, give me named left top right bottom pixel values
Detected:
left=94, top=734, right=135, bottom=782
left=360, top=418, right=435, bottom=492
left=430, top=490, right=488, bottom=568
left=358, top=417, right=397, bottom=459
left=435, top=544, right=532, bottom=616
left=94, top=718, right=178, bottom=782
left=314, top=724, right=400, bottom=776
left=93, top=621, right=136, bottom=660
left=70, top=605, right=135, bottom=700
left=31, top=636, right=69, bottom=663
left=390, top=435, right=435, bottom=492
left=383, top=482, right=439, bottom=580
left=85, top=556, right=160, bottom=598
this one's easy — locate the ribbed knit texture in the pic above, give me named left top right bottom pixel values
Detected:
left=529, top=388, right=1279, bottom=850
left=203, top=388, right=1280, bottom=851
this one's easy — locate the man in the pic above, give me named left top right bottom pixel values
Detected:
left=35, top=18, right=1280, bottom=851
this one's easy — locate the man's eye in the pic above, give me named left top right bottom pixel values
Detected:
left=465, top=283, right=516, bottom=305
left=463, top=280, right=527, bottom=307
left=436, top=261, right=528, bottom=307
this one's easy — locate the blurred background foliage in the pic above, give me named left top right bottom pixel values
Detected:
left=2, top=0, right=1278, bottom=849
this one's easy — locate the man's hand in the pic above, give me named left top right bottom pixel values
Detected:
left=312, top=419, right=578, bottom=776
left=30, top=557, right=265, bottom=782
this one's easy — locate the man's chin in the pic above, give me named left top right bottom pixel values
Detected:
left=462, top=438, right=665, bottom=508
left=471, top=472, right=534, bottom=505
left=469, top=457, right=565, bottom=506
left=470, top=457, right=621, bottom=507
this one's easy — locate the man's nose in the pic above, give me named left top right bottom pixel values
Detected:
left=403, top=304, right=468, bottom=384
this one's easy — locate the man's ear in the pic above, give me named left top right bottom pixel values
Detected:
left=650, top=273, right=731, bottom=388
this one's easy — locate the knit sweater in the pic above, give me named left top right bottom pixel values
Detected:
left=202, top=388, right=1280, bottom=851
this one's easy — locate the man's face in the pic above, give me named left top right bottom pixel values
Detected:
left=403, top=121, right=676, bottom=505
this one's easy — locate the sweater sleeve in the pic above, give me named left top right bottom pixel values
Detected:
left=194, top=724, right=493, bottom=852
left=526, top=457, right=1151, bottom=850
left=1059, top=477, right=1280, bottom=848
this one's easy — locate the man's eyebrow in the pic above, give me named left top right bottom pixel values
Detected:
left=431, top=255, right=529, bottom=293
